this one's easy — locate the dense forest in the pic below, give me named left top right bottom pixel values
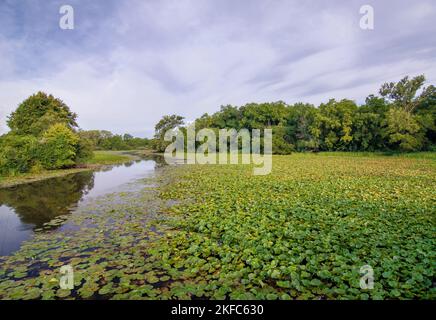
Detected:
left=153, top=75, right=435, bottom=154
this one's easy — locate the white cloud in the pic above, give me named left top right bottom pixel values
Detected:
left=0, top=0, right=435, bottom=137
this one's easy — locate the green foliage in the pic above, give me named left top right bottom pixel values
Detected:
left=0, top=134, right=39, bottom=175
left=286, top=103, right=318, bottom=151
left=240, top=102, right=288, bottom=129
left=7, top=91, right=78, bottom=136
left=172, top=75, right=434, bottom=153
left=313, top=99, right=357, bottom=150
left=0, top=123, right=91, bottom=175
left=0, top=92, right=95, bottom=176
left=351, top=110, right=384, bottom=151
left=153, top=115, right=185, bottom=152
left=75, top=137, right=94, bottom=164
left=379, top=75, right=432, bottom=113
left=87, top=151, right=132, bottom=165
left=78, top=130, right=150, bottom=151
left=271, top=126, right=294, bottom=154
left=39, top=123, right=80, bottom=169
left=153, top=155, right=435, bottom=299
left=384, top=108, right=422, bottom=151
left=0, top=154, right=434, bottom=299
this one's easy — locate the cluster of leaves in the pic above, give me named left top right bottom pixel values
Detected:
left=1, top=154, right=433, bottom=300
left=7, top=92, right=78, bottom=136
left=78, top=130, right=150, bottom=151
left=154, top=75, right=435, bottom=154
left=0, top=92, right=92, bottom=176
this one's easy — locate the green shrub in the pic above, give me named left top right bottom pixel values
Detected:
left=30, top=161, right=44, bottom=174
left=75, top=137, right=94, bottom=164
left=39, top=123, right=79, bottom=169
left=0, top=134, right=39, bottom=175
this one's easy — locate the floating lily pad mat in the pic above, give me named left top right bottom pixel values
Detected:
left=0, top=154, right=435, bottom=300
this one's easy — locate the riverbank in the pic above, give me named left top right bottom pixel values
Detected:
left=0, top=151, right=140, bottom=189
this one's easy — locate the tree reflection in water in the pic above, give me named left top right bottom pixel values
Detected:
left=0, top=171, right=95, bottom=228
left=0, top=156, right=162, bottom=255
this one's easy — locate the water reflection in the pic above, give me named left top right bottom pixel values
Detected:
left=141, top=154, right=167, bottom=167
left=0, top=157, right=160, bottom=256
left=0, top=172, right=95, bottom=228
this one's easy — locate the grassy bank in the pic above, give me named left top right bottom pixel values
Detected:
left=0, top=151, right=135, bottom=189
left=86, top=150, right=135, bottom=165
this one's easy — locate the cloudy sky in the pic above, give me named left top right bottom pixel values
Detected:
left=0, top=0, right=435, bottom=137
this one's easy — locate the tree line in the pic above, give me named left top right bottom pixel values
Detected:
left=153, top=75, right=435, bottom=154
left=78, top=130, right=150, bottom=151
left=1, top=74, right=434, bottom=176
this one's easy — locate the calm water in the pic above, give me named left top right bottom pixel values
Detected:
left=0, top=157, right=163, bottom=256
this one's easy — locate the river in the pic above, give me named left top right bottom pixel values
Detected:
left=0, top=156, right=164, bottom=256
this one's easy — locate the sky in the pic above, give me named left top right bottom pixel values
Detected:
left=0, top=0, right=435, bottom=137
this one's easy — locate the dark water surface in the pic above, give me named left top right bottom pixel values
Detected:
left=0, top=158, right=162, bottom=256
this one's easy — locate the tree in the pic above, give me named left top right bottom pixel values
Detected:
left=152, top=75, right=435, bottom=154
left=379, top=75, right=432, bottom=113
left=123, top=133, right=133, bottom=141
left=7, top=91, right=78, bottom=136
left=384, top=108, right=422, bottom=151
left=153, top=115, right=185, bottom=152
left=240, top=102, right=288, bottom=130
left=78, top=130, right=149, bottom=151
left=364, top=95, right=390, bottom=115
left=415, top=85, right=436, bottom=148
left=75, top=137, right=94, bottom=164
left=286, top=103, right=319, bottom=151
left=214, top=105, right=242, bottom=129
left=314, top=99, right=357, bottom=150
left=0, top=92, right=93, bottom=176
left=272, top=126, right=294, bottom=154
left=351, top=111, right=383, bottom=151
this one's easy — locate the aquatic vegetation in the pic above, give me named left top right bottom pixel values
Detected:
left=0, top=154, right=434, bottom=300
left=154, top=154, right=436, bottom=300
left=0, top=173, right=168, bottom=300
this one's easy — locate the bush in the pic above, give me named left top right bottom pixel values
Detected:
left=75, top=137, right=94, bottom=164
left=39, top=123, right=79, bottom=169
left=30, top=162, right=44, bottom=174
left=0, top=134, right=39, bottom=175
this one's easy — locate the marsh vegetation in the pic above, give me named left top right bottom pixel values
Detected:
left=0, top=153, right=434, bottom=299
